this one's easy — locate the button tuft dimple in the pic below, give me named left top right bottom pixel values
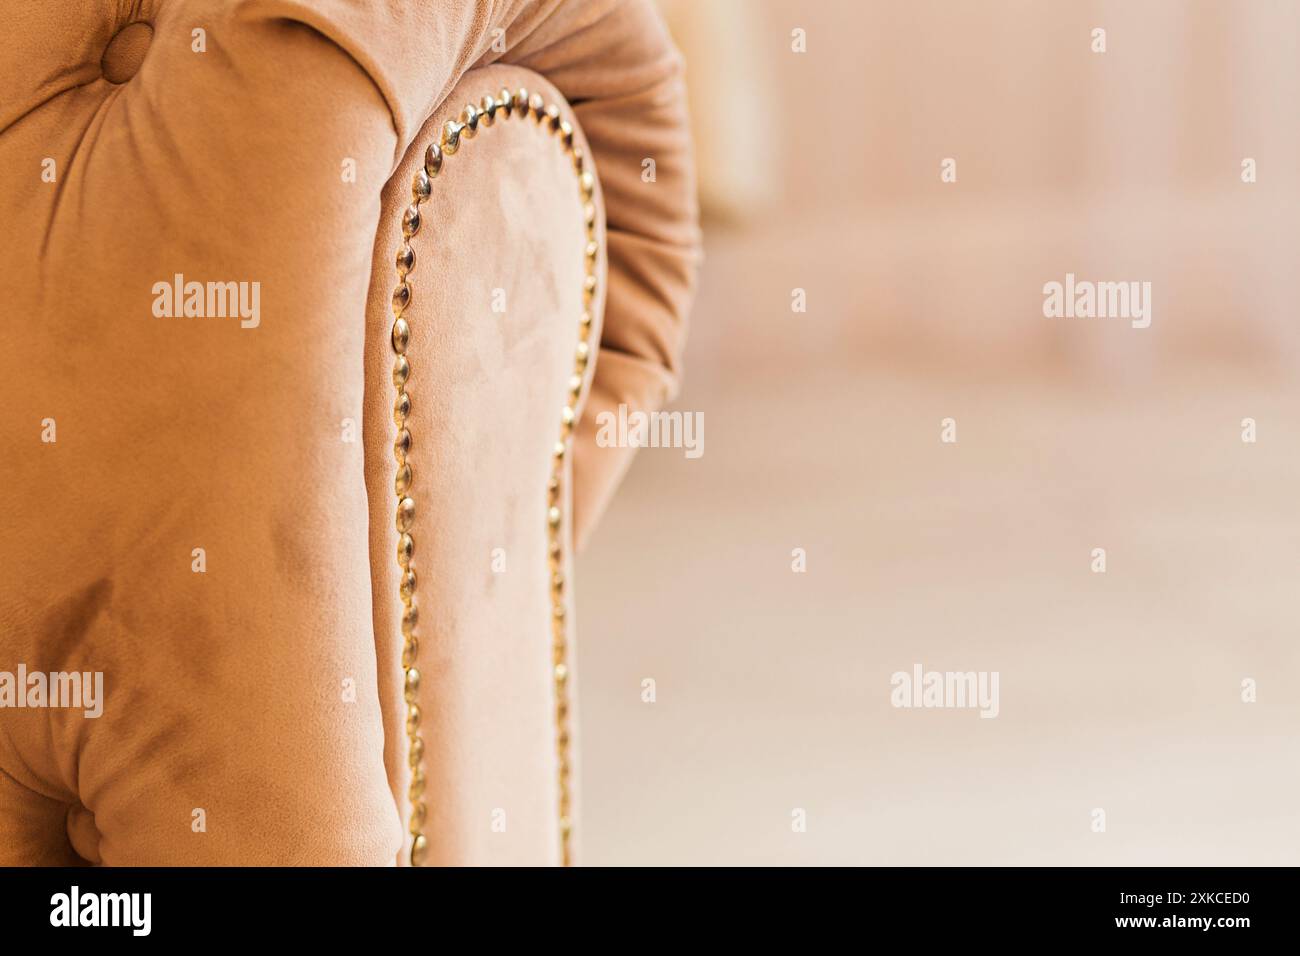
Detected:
left=101, top=22, right=153, bottom=85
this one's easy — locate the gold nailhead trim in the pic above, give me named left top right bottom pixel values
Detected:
left=388, top=87, right=598, bottom=867
left=425, top=143, right=443, bottom=178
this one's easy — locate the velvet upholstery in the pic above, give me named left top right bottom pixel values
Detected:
left=365, top=65, right=607, bottom=865
left=0, top=0, right=698, bottom=866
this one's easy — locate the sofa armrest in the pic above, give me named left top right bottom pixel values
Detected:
left=251, top=0, right=703, bottom=544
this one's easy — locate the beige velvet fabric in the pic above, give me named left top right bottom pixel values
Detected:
left=365, top=66, right=607, bottom=865
left=0, top=0, right=698, bottom=866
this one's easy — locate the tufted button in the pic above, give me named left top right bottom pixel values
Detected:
left=101, top=21, right=153, bottom=85
left=65, top=803, right=102, bottom=865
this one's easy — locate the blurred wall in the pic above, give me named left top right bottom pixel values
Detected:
left=659, top=0, right=1300, bottom=377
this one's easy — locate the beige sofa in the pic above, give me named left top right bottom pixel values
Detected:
left=0, top=0, right=699, bottom=866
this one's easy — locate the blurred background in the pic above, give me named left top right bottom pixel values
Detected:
left=576, top=0, right=1300, bottom=865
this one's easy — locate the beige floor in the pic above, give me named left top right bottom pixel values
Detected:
left=576, top=260, right=1300, bottom=867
